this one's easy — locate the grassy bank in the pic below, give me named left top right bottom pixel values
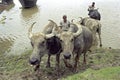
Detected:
left=0, top=50, right=32, bottom=73
left=62, top=66, right=120, bottom=80
left=0, top=48, right=120, bottom=80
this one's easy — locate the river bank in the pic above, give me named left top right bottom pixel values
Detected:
left=0, top=48, right=120, bottom=80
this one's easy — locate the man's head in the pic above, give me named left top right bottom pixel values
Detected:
left=63, top=15, right=67, bottom=22
left=63, top=15, right=67, bottom=19
left=92, top=2, right=95, bottom=7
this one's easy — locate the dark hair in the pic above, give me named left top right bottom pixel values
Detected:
left=63, top=15, right=67, bottom=19
left=92, top=2, right=95, bottom=5
left=92, top=2, right=95, bottom=7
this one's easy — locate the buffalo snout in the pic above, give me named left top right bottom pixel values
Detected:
left=63, top=53, right=71, bottom=59
left=29, top=58, right=39, bottom=65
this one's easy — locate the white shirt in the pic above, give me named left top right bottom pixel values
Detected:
left=88, top=5, right=95, bottom=11
left=60, top=20, right=70, bottom=31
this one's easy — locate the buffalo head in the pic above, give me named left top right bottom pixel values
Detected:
left=56, top=23, right=82, bottom=68
left=28, top=22, right=54, bottom=71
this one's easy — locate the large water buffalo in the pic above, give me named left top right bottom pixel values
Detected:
left=88, top=9, right=101, bottom=20
left=28, top=20, right=62, bottom=71
left=55, top=22, right=93, bottom=71
left=80, top=17, right=102, bottom=48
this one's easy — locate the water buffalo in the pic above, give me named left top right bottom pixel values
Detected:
left=28, top=20, right=62, bottom=71
left=2, top=0, right=13, bottom=4
left=19, top=0, right=37, bottom=8
left=88, top=9, right=101, bottom=20
left=55, top=22, right=93, bottom=71
left=79, top=17, right=102, bottom=48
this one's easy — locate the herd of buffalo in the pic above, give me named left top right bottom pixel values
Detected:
left=28, top=10, right=102, bottom=72
left=1, top=0, right=102, bottom=73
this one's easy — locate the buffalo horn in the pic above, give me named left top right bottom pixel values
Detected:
left=73, top=23, right=82, bottom=37
left=28, top=22, right=36, bottom=39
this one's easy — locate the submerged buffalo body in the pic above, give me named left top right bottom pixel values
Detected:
left=19, top=0, right=37, bottom=8
left=57, top=23, right=93, bottom=71
left=28, top=21, right=62, bottom=71
left=2, top=0, right=13, bottom=4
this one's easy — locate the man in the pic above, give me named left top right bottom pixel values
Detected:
left=88, top=2, right=96, bottom=16
left=88, top=2, right=95, bottom=11
left=87, top=2, right=101, bottom=20
left=60, top=15, right=70, bottom=31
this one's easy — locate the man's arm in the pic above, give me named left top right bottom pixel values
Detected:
left=59, top=22, right=63, bottom=29
left=68, top=21, right=70, bottom=27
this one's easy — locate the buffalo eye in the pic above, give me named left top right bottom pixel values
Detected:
left=60, top=39, right=63, bottom=42
left=42, top=41, right=45, bottom=45
left=39, top=41, right=45, bottom=47
left=60, top=40, right=63, bottom=43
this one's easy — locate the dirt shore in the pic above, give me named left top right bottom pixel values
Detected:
left=0, top=48, right=120, bottom=80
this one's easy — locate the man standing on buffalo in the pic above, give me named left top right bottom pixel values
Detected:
left=87, top=2, right=101, bottom=20
left=88, top=2, right=95, bottom=11
left=88, top=2, right=96, bottom=15
left=60, top=15, right=70, bottom=31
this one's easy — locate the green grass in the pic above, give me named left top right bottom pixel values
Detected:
left=0, top=50, right=33, bottom=74
left=62, top=48, right=120, bottom=80
left=62, top=66, right=120, bottom=80
left=0, top=48, right=120, bottom=80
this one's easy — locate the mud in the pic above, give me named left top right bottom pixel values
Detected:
left=0, top=48, right=120, bottom=80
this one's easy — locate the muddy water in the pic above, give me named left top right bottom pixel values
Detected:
left=0, top=0, right=120, bottom=55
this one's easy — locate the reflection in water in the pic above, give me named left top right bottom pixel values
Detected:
left=0, top=4, right=7, bottom=14
left=5, top=3, right=15, bottom=11
left=21, top=6, right=39, bottom=21
left=0, top=36, right=14, bottom=54
left=0, top=2, right=15, bottom=14
left=20, top=5, right=41, bottom=29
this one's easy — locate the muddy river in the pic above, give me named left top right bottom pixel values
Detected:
left=0, top=0, right=120, bottom=55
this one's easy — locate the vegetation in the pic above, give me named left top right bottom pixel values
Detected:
left=0, top=48, right=120, bottom=80
left=62, top=67, right=120, bottom=80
